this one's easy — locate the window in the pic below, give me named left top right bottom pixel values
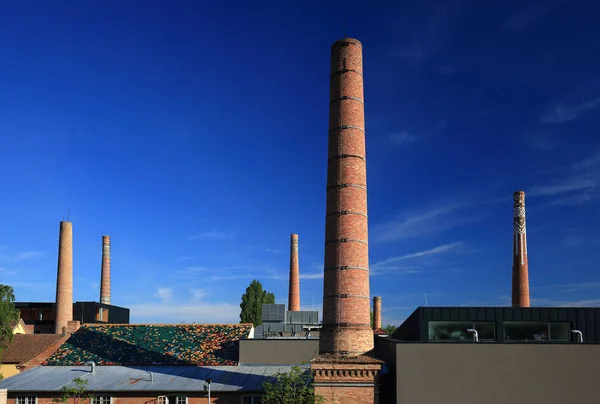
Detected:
left=242, top=396, right=262, bottom=404
left=428, top=321, right=496, bottom=341
left=91, top=397, right=111, bottom=404
left=164, top=396, right=187, bottom=404
left=504, top=322, right=571, bottom=341
left=157, top=397, right=168, bottom=404
left=17, top=397, right=37, bottom=404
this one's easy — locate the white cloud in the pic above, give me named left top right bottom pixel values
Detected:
left=541, top=97, right=600, bottom=124
left=371, top=242, right=463, bottom=275
left=188, top=231, right=233, bottom=241
left=154, top=288, right=173, bottom=303
left=128, top=302, right=241, bottom=324
left=389, top=132, right=418, bottom=145
left=503, top=0, right=567, bottom=31
left=190, top=288, right=207, bottom=301
left=299, top=272, right=324, bottom=280
left=372, top=197, right=492, bottom=243
left=0, top=250, right=43, bottom=263
left=529, top=177, right=598, bottom=197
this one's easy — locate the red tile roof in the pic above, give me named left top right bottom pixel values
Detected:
left=1, top=334, right=65, bottom=364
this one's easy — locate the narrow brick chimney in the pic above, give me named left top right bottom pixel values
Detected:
left=512, top=191, right=531, bottom=307
left=319, top=37, right=373, bottom=357
left=373, top=296, right=382, bottom=331
left=288, top=234, right=300, bottom=311
left=100, top=235, right=111, bottom=305
left=55, top=221, right=73, bottom=334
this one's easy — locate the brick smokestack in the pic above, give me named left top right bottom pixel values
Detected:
left=320, top=38, right=373, bottom=356
left=372, top=296, right=382, bottom=331
left=100, top=235, right=111, bottom=305
left=55, top=221, right=73, bottom=334
left=512, top=191, right=531, bottom=307
left=288, top=234, right=300, bottom=311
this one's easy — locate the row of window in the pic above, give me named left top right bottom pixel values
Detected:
left=428, top=321, right=572, bottom=341
left=17, top=396, right=262, bottom=404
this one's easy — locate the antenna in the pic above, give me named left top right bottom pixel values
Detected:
left=424, top=293, right=428, bottom=307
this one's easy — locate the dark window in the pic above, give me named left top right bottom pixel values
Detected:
left=428, top=321, right=496, bottom=341
left=504, top=322, right=571, bottom=341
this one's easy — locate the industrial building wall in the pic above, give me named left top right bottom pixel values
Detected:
left=239, top=339, right=319, bottom=365
left=395, top=343, right=600, bottom=404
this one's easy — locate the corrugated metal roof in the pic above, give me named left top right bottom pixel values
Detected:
left=0, top=365, right=308, bottom=393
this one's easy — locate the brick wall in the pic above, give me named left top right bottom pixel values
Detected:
left=312, top=359, right=382, bottom=404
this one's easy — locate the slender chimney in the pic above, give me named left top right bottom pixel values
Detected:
left=288, top=234, right=300, bottom=311
left=373, top=296, right=382, bottom=331
left=55, top=221, right=73, bottom=334
left=512, top=191, right=531, bottom=307
left=320, top=38, right=373, bottom=356
left=100, top=235, right=111, bottom=305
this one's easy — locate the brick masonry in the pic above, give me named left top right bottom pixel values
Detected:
left=55, top=221, right=73, bottom=335
left=312, top=37, right=382, bottom=404
left=372, top=296, right=381, bottom=331
left=512, top=191, right=531, bottom=307
left=319, top=37, right=373, bottom=357
left=101, top=235, right=111, bottom=305
left=311, top=355, right=383, bottom=404
left=288, top=233, right=300, bottom=311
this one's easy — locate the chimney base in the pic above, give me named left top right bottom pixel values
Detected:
left=311, top=354, right=383, bottom=404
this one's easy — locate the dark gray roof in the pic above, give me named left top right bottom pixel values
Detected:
left=0, top=365, right=308, bottom=393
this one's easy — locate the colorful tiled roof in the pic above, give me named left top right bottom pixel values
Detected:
left=43, top=323, right=252, bottom=366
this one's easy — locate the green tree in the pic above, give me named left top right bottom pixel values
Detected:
left=0, top=284, right=20, bottom=379
left=240, top=279, right=275, bottom=326
left=262, top=365, right=324, bottom=404
left=54, top=377, right=92, bottom=404
left=383, top=325, right=397, bottom=335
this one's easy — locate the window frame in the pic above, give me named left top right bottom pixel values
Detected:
left=90, top=396, right=113, bottom=404
left=503, top=321, right=571, bottom=342
left=427, top=321, right=496, bottom=341
left=241, top=396, right=263, bottom=404
left=16, top=396, right=37, bottom=404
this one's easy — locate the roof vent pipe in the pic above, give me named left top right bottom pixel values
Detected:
left=149, top=371, right=154, bottom=383
left=466, top=328, right=479, bottom=342
left=571, top=330, right=584, bottom=343
left=84, top=361, right=96, bottom=374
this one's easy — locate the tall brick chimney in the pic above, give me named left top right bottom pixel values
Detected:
left=288, top=234, right=300, bottom=311
left=311, top=38, right=382, bottom=404
left=55, top=221, right=73, bottom=334
left=512, top=191, right=531, bottom=307
left=372, top=296, right=382, bottom=330
left=100, top=235, right=111, bottom=305
left=319, top=37, right=373, bottom=357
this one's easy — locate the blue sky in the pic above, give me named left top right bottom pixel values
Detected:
left=1, top=0, right=600, bottom=327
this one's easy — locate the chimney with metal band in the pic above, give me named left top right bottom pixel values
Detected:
left=319, top=37, right=373, bottom=356
left=288, top=234, right=301, bottom=311
left=55, top=221, right=73, bottom=334
left=100, top=235, right=111, bottom=305
left=512, top=191, right=531, bottom=307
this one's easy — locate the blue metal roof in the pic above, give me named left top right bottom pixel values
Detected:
left=0, top=365, right=308, bottom=393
